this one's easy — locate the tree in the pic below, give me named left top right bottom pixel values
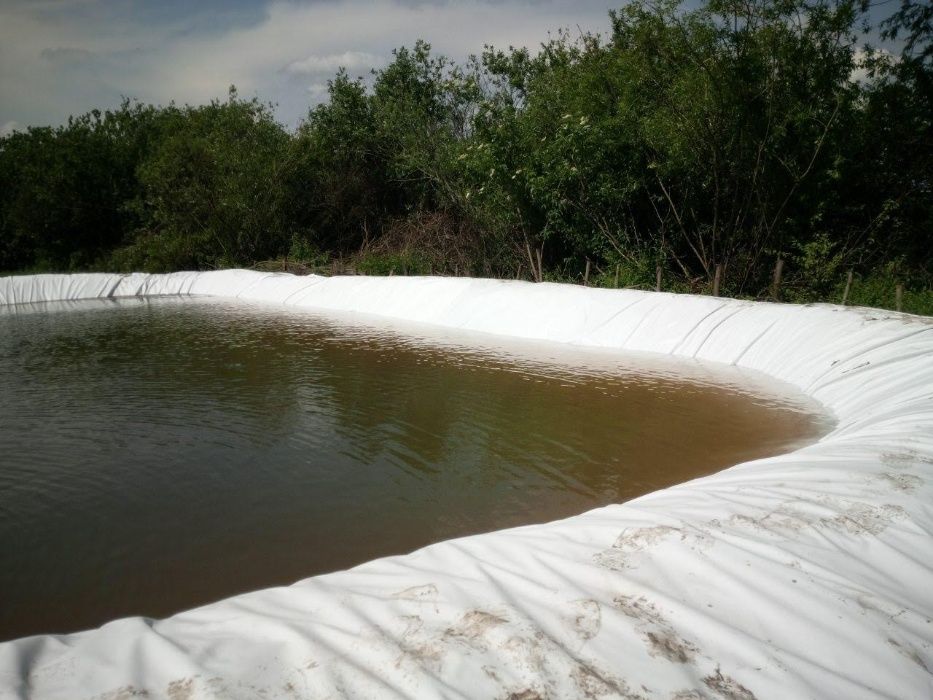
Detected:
left=0, top=102, right=160, bottom=271
left=122, top=90, right=291, bottom=271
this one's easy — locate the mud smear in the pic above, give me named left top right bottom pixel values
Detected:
left=0, top=297, right=829, bottom=641
left=613, top=595, right=699, bottom=664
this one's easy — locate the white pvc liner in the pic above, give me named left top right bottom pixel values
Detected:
left=0, top=270, right=931, bottom=699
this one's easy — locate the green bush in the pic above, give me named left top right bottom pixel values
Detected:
left=844, top=266, right=933, bottom=316
left=356, top=252, right=431, bottom=276
left=287, top=236, right=329, bottom=267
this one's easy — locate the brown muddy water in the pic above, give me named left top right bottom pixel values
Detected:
left=0, top=297, right=829, bottom=641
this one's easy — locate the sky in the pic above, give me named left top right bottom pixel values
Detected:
left=0, top=0, right=902, bottom=137
left=0, top=0, right=624, bottom=135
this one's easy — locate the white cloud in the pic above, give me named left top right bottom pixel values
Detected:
left=0, top=0, right=616, bottom=130
left=1, top=121, right=20, bottom=137
left=286, top=51, right=384, bottom=75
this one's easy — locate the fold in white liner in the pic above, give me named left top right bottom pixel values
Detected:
left=0, top=270, right=931, bottom=699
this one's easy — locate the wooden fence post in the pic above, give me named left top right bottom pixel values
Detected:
left=842, top=269, right=853, bottom=305
left=896, top=283, right=904, bottom=312
left=712, top=264, right=722, bottom=297
left=584, top=259, right=591, bottom=286
left=524, top=242, right=535, bottom=282
left=536, top=247, right=544, bottom=283
left=771, top=258, right=784, bottom=301
left=655, top=265, right=662, bottom=292
left=614, top=264, right=620, bottom=289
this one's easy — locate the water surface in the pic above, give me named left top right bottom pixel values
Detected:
left=0, top=297, right=828, bottom=640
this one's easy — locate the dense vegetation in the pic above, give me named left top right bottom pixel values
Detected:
left=1, top=0, right=930, bottom=312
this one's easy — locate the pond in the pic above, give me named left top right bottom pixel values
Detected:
left=0, top=297, right=829, bottom=640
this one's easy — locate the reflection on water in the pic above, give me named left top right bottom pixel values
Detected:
left=0, top=297, right=829, bottom=640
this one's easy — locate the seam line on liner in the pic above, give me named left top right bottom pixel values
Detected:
left=280, top=276, right=329, bottom=306
left=691, top=304, right=751, bottom=358
left=106, top=274, right=126, bottom=299
left=617, top=296, right=662, bottom=348
left=234, top=272, right=276, bottom=298
left=590, top=295, right=659, bottom=340
left=669, top=302, right=728, bottom=355
left=729, top=319, right=779, bottom=366
left=671, top=300, right=736, bottom=357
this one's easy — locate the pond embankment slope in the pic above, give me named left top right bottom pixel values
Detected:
left=1, top=270, right=931, bottom=699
